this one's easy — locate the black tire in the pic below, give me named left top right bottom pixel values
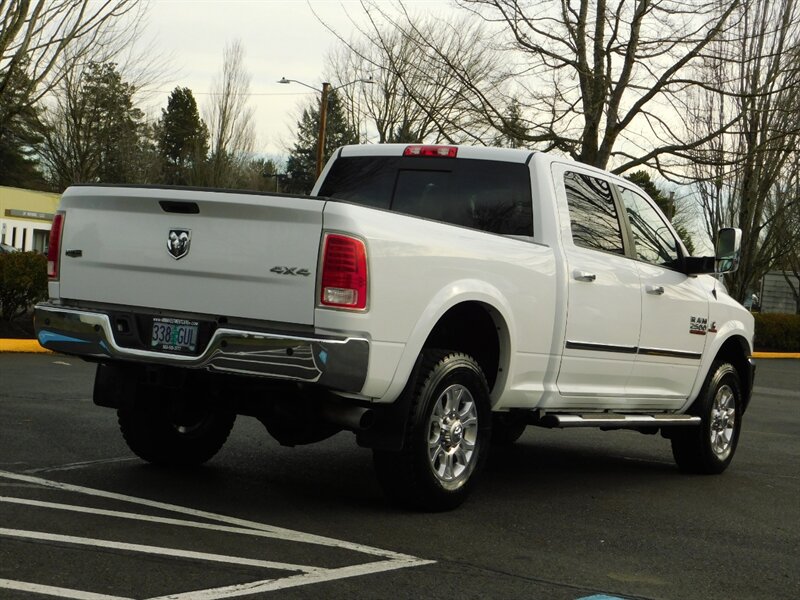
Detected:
left=118, top=400, right=236, bottom=467
left=373, top=350, right=492, bottom=511
left=491, top=412, right=527, bottom=446
left=671, top=361, right=742, bottom=474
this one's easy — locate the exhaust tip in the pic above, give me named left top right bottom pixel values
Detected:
left=359, top=408, right=376, bottom=430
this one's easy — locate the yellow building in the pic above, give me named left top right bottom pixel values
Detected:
left=0, top=186, right=60, bottom=252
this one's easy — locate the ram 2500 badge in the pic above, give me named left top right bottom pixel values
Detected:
left=35, top=144, right=755, bottom=510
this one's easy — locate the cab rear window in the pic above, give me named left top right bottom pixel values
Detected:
left=318, top=156, right=533, bottom=236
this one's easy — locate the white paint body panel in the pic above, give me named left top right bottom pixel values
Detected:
left=630, top=264, right=709, bottom=401
left=56, top=186, right=324, bottom=325
left=49, top=147, right=754, bottom=413
left=316, top=202, right=557, bottom=404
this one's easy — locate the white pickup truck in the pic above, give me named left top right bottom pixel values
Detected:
left=35, top=144, right=755, bottom=510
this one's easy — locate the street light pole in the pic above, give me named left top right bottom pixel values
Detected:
left=278, top=76, right=374, bottom=178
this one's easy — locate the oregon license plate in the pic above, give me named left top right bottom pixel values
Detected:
left=150, top=317, right=199, bottom=353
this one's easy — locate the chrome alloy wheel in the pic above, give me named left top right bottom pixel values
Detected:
left=427, top=384, right=479, bottom=485
left=710, top=384, right=736, bottom=460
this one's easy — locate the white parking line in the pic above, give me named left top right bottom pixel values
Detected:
left=0, top=528, right=322, bottom=573
left=150, top=559, right=434, bottom=600
left=0, top=469, right=412, bottom=559
left=0, top=469, right=435, bottom=599
left=24, top=457, right=140, bottom=474
left=0, top=578, right=130, bottom=600
left=0, top=496, right=347, bottom=544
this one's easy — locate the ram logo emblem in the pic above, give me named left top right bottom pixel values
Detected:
left=167, top=229, right=192, bottom=260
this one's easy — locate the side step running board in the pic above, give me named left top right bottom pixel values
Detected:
left=535, top=413, right=701, bottom=429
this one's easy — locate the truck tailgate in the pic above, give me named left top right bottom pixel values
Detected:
left=57, top=186, right=324, bottom=326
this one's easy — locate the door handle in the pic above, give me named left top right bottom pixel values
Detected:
left=646, top=285, right=665, bottom=295
left=573, top=270, right=597, bottom=282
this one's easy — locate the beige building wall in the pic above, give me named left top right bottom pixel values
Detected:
left=0, top=186, right=61, bottom=252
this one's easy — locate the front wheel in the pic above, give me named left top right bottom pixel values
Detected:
left=373, top=350, right=492, bottom=511
left=671, top=361, right=742, bottom=474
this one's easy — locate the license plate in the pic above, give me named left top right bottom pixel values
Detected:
left=150, top=318, right=199, bottom=353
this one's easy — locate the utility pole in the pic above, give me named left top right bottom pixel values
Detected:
left=278, top=76, right=374, bottom=180
left=316, top=82, right=331, bottom=178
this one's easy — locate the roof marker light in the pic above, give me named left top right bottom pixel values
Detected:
left=403, top=145, right=458, bottom=158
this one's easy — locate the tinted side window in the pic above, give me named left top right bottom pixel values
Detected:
left=318, top=156, right=533, bottom=236
left=618, top=187, right=680, bottom=267
left=564, top=171, right=624, bottom=254
left=317, top=156, right=396, bottom=210
left=455, top=161, right=532, bottom=236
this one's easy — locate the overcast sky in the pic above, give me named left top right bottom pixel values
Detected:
left=143, top=1, right=450, bottom=160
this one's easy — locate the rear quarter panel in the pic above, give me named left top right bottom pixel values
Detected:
left=316, top=202, right=558, bottom=404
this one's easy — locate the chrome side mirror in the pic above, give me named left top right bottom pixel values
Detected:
left=716, top=227, right=742, bottom=274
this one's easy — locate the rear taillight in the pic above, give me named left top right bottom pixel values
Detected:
left=319, top=233, right=368, bottom=310
left=403, top=145, right=458, bottom=158
left=47, top=211, right=65, bottom=280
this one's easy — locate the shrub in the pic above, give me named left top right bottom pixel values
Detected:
left=0, top=251, right=48, bottom=321
left=753, top=313, right=800, bottom=352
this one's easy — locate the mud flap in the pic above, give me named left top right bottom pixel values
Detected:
left=355, top=353, right=423, bottom=452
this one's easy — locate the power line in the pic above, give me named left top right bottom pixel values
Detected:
left=150, top=90, right=316, bottom=96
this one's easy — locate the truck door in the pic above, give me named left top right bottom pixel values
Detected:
left=553, top=166, right=641, bottom=400
left=615, top=185, right=708, bottom=401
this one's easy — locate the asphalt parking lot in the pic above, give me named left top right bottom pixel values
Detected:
left=1, top=354, right=798, bottom=600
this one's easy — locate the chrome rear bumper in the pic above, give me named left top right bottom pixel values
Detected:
left=34, top=304, right=369, bottom=393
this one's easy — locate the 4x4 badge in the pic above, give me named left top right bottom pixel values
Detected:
left=167, top=229, right=191, bottom=260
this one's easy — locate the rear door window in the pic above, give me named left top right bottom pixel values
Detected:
left=318, top=156, right=533, bottom=236
left=564, top=171, right=625, bottom=255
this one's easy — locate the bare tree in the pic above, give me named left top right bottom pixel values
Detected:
left=0, top=1, right=146, bottom=106
left=689, top=0, right=800, bottom=301
left=205, top=39, right=255, bottom=188
left=339, top=0, right=746, bottom=173
left=320, top=7, right=504, bottom=145
left=769, top=156, right=800, bottom=313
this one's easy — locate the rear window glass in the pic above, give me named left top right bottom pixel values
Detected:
left=318, top=156, right=533, bottom=236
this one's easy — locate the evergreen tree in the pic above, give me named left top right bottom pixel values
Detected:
left=285, top=90, right=358, bottom=194
left=40, top=62, right=149, bottom=189
left=83, top=62, right=145, bottom=184
left=387, top=119, right=418, bottom=143
left=494, top=99, right=527, bottom=149
left=235, top=157, right=280, bottom=192
left=157, top=87, right=209, bottom=185
left=0, top=61, right=48, bottom=189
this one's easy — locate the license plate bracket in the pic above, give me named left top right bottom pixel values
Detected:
left=150, top=317, right=199, bottom=354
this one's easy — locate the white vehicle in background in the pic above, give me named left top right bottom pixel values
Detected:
left=35, top=144, right=755, bottom=510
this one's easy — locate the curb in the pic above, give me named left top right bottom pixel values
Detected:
left=1, top=339, right=798, bottom=359
left=0, top=339, right=51, bottom=353
left=751, top=352, right=800, bottom=359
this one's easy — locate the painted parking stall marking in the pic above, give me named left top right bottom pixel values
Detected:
left=0, top=470, right=434, bottom=599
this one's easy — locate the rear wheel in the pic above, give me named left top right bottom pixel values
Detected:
left=118, top=397, right=235, bottom=466
left=671, top=361, right=742, bottom=474
left=373, top=350, right=491, bottom=511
